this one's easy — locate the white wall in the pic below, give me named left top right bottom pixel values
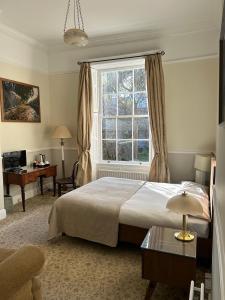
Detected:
left=213, top=125, right=225, bottom=300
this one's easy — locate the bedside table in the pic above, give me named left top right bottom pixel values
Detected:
left=141, top=226, right=197, bottom=299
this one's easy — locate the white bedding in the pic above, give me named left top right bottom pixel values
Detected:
left=48, top=177, right=210, bottom=246
left=119, top=182, right=209, bottom=238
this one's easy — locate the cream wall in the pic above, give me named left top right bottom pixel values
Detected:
left=0, top=61, right=51, bottom=152
left=0, top=61, right=52, bottom=204
left=49, top=57, right=218, bottom=182
left=49, top=72, right=79, bottom=177
left=165, top=58, right=218, bottom=153
left=49, top=72, right=78, bottom=149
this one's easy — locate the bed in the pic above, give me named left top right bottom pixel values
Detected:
left=48, top=158, right=215, bottom=261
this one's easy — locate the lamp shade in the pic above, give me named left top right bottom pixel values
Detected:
left=64, top=28, right=88, bottom=46
left=52, top=126, right=72, bottom=139
left=194, top=154, right=211, bottom=172
left=166, top=192, right=203, bottom=216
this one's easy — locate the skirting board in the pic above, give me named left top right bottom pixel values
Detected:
left=0, top=208, right=6, bottom=220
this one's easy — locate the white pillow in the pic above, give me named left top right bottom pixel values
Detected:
left=181, top=181, right=210, bottom=221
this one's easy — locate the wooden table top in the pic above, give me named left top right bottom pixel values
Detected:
left=141, top=226, right=197, bottom=259
left=4, top=165, right=57, bottom=175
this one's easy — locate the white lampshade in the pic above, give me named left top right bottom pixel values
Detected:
left=52, top=126, right=72, bottom=139
left=194, top=154, right=211, bottom=172
left=166, top=192, right=203, bottom=216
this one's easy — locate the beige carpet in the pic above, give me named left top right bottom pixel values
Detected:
left=0, top=193, right=203, bottom=300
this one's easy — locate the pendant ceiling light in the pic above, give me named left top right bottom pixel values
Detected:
left=64, top=0, right=88, bottom=47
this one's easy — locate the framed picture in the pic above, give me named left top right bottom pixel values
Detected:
left=0, top=78, right=41, bottom=122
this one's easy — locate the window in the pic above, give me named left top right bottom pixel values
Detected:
left=98, top=65, right=151, bottom=163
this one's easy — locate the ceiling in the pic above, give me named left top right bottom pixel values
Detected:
left=0, top=0, right=222, bottom=48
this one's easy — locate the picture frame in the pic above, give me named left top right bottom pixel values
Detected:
left=0, top=78, right=41, bottom=123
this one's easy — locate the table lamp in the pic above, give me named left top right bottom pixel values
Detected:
left=166, top=192, right=203, bottom=242
left=194, top=154, right=211, bottom=185
left=52, top=125, right=72, bottom=178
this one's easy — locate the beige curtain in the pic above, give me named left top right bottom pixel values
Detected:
left=76, top=62, right=93, bottom=186
left=145, top=54, right=170, bottom=182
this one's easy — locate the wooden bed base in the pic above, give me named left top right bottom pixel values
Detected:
left=118, top=224, right=212, bottom=264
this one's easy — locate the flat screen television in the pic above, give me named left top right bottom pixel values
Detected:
left=219, top=1, right=225, bottom=125
left=2, top=150, right=27, bottom=170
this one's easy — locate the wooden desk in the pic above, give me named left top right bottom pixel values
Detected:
left=141, top=226, right=197, bottom=299
left=4, top=165, right=57, bottom=212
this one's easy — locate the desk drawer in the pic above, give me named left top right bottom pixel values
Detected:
left=44, top=166, right=57, bottom=177
left=24, top=173, right=38, bottom=184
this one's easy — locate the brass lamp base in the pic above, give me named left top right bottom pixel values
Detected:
left=174, top=231, right=195, bottom=242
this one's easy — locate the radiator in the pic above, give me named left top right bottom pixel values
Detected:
left=97, top=169, right=149, bottom=181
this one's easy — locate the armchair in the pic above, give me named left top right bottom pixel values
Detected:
left=0, top=245, right=45, bottom=300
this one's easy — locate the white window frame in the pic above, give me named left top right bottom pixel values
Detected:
left=96, top=63, right=153, bottom=166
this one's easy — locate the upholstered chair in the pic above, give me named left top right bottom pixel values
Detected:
left=0, top=245, right=45, bottom=300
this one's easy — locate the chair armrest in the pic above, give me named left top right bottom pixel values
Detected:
left=0, top=245, right=45, bottom=299
left=0, top=248, right=15, bottom=263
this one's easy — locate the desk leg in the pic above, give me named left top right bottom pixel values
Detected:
left=40, top=176, right=44, bottom=195
left=145, top=281, right=157, bottom=300
left=21, top=187, right=25, bottom=212
left=53, top=176, right=56, bottom=196
left=6, top=184, right=10, bottom=195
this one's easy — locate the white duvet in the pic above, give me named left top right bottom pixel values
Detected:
left=119, top=181, right=210, bottom=238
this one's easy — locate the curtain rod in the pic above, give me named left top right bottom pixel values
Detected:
left=77, top=50, right=165, bottom=65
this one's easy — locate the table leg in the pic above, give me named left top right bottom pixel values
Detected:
left=53, top=176, right=56, bottom=196
left=58, top=183, right=62, bottom=197
left=6, top=184, right=10, bottom=195
left=145, top=281, right=157, bottom=300
left=40, top=176, right=44, bottom=195
left=21, top=186, right=25, bottom=212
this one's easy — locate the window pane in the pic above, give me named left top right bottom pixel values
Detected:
left=118, top=93, right=133, bottom=115
left=102, top=118, right=116, bottom=139
left=102, top=140, right=116, bottom=160
left=133, top=117, right=149, bottom=139
left=118, top=140, right=132, bottom=161
left=102, top=72, right=117, bottom=94
left=118, top=70, right=133, bottom=92
left=134, top=92, right=148, bottom=115
left=118, top=118, right=132, bottom=139
left=103, top=94, right=117, bottom=116
left=134, top=68, right=146, bottom=91
left=133, top=140, right=149, bottom=162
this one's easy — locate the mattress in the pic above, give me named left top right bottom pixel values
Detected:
left=119, top=181, right=209, bottom=238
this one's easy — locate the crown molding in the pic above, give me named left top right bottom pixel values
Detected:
left=0, top=19, right=220, bottom=74
left=0, top=23, right=47, bottom=51
left=0, top=23, right=49, bottom=73
left=49, top=19, right=220, bottom=53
